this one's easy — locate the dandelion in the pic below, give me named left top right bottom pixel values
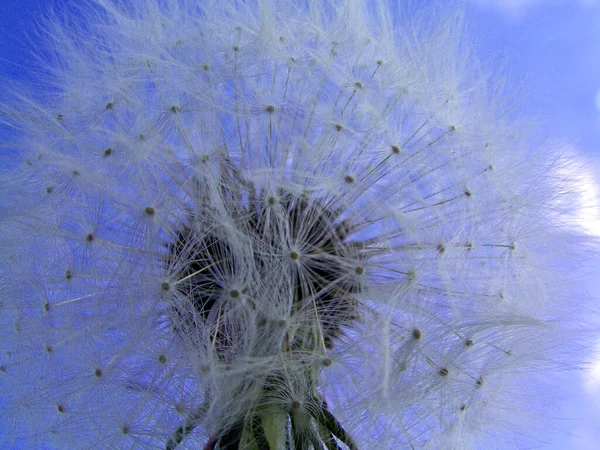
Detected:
left=0, top=0, right=595, bottom=449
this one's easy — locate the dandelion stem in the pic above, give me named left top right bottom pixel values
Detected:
left=251, top=414, right=271, bottom=450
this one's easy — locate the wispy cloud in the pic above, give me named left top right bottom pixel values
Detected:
left=473, top=0, right=598, bottom=17
left=558, top=146, right=600, bottom=237
left=594, top=89, right=600, bottom=115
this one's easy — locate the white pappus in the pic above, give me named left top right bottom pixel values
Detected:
left=0, top=1, right=596, bottom=449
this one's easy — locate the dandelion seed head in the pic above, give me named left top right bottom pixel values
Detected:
left=0, top=0, right=596, bottom=448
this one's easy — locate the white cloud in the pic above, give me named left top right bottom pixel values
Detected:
left=473, top=0, right=598, bottom=16
left=574, top=169, right=600, bottom=237
left=555, top=146, right=600, bottom=237
left=473, top=0, right=546, bottom=17
left=585, top=353, right=600, bottom=394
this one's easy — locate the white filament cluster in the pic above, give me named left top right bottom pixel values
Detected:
left=0, top=1, right=591, bottom=449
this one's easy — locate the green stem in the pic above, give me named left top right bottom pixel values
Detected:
left=259, top=406, right=288, bottom=449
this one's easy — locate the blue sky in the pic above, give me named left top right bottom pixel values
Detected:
left=469, top=0, right=600, bottom=157
left=1, top=0, right=599, bottom=448
left=468, top=3, right=600, bottom=448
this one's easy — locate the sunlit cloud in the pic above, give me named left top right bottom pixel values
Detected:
left=573, top=171, right=600, bottom=237
left=582, top=340, right=600, bottom=413
left=585, top=354, right=600, bottom=394
left=556, top=147, right=600, bottom=237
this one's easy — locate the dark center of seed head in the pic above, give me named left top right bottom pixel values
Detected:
left=166, top=176, right=363, bottom=356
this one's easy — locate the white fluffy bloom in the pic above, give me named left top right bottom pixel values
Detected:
left=0, top=1, right=594, bottom=449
